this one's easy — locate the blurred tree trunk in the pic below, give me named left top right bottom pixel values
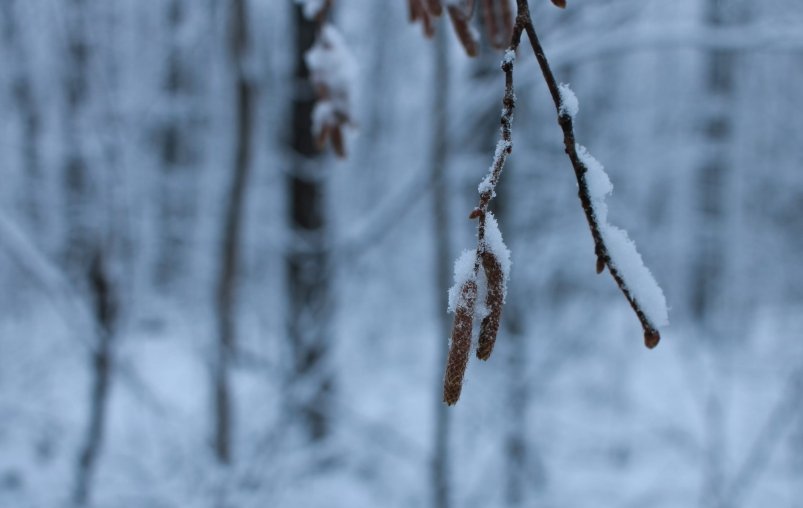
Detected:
left=694, top=2, right=748, bottom=507
left=213, top=0, right=254, bottom=465
left=154, top=0, right=199, bottom=292
left=286, top=5, right=333, bottom=443
left=62, top=0, right=93, bottom=278
left=73, top=252, right=118, bottom=506
left=430, top=22, right=452, bottom=508
left=0, top=0, right=42, bottom=232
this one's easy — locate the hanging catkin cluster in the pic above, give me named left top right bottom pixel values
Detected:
left=416, top=0, right=668, bottom=406
left=298, top=0, right=356, bottom=157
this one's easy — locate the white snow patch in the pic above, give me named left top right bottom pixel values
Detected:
left=311, top=101, right=335, bottom=138
left=601, top=224, right=670, bottom=327
left=503, top=49, right=516, bottom=65
left=558, top=83, right=579, bottom=118
left=478, top=140, right=511, bottom=195
left=448, top=249, right=477, bottom=313
left=481, top=212, right=512, bottom=305
left=305, top=24, right=357, bottom=136
left=576, top=144, right=613, bottom=201
left=481, top=212, right=511, bottom=283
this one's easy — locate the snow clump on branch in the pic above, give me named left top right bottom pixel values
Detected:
left=558, top=83, right=579, bottom=118
left=576, top=144, right=669, bottom=329
left=305, top=24, right=357, bottom=157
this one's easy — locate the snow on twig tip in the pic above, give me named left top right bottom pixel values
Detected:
left=503, top=49, right=516, bottom=66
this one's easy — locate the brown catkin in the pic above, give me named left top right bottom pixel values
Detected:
left=477, top=251, right=504, bottom=360
left=330, top=126, right=345, bottom=158
left=425, top=0, right=443, bottom=16
left=447, top=5, right=479, bottom=57
left=443, top=279, right=477, bottom=405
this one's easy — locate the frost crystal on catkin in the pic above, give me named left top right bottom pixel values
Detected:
left=444, top=258, right=478, bottom=405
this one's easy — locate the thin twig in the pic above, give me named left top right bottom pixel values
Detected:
left=514, top=0, right=661, bottom=347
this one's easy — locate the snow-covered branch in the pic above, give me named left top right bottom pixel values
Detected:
left=441, top=0, right=669, bottom=406
left=516, top=0, right=668, bottom=347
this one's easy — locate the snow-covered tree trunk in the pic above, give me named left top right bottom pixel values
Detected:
left=286, top=3, right=334, bottom=443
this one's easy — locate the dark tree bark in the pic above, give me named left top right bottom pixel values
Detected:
left=212, top=0, right=254, bottom=465
left=286, top=4, right=334, bottom=442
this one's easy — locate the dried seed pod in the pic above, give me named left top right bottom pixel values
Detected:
left=443, top=279, right=477, bottom=405
left=551, top=0, right=566, bottom=8
left=315, top=124, right=331, bottom=151
left=644, top=328, right=660, bottom=349
left=447, top=5, right=479, bottom=57
left=409, top=0, right=436, bottom=37
left=477, top=251, right=504, bottom=360
left=330, top=125, right=346, bottom=158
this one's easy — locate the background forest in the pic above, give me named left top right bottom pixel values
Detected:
left=2, top=0, right=803, bottom=507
